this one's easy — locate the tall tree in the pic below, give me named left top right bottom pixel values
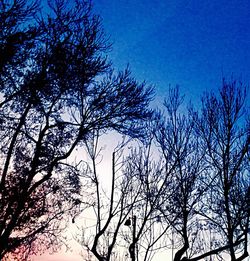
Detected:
left=192, top=80, right=249, bottom=261
left=0, top=0, right=153, bottom=259
left=154, top=87, right=206, bottom=261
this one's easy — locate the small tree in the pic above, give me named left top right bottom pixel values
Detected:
left=122, top=138, right=171, bottom=261
left=0, top=0, right=153, bottom=259
left=79, top=129, right=170, bottom=261
left=79, top=133, right=135, bottom=261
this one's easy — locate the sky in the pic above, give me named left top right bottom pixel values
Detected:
left=94, top=0, right=250, bottom=103
left=35, top=0, right=250, bottom=260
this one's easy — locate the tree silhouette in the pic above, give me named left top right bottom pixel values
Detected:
left=191, top=80, right=249, bottom=261
left=79, top=132, right=171, bottom=261
left=154, top=87, right=206, bottom=261
left=154, top=83, right=249, bottom=261
left=78, top=82, right=249, bottom=261
left=0, top=0, right=153, bottom=259
left=79, top=135, right=136, bottom=261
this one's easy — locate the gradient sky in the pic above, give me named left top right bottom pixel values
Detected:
left=36, top=0, right=250, bottom=260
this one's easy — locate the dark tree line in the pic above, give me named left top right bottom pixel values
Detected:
left=0, top=0, right=153, bottom=260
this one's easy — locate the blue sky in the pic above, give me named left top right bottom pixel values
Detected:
left=94, top=0, right=250, bottom=103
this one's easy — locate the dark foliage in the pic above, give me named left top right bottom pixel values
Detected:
left=0, top=0, right=153, bottom=259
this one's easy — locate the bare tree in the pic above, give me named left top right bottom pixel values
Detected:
left=121, top=138, right=172, bottom=261
left=151, top=84, right=249, bottom=261
left=79, top=133, right=134, bottom=261
left=191, top=79, right=250, bottom=261
left=78, top=81, right=249, bottom=261
left=0, top=0, right=153, bottom=259
left=78, top=128, right=171, bottom=261
left=153, top=87, right=207, bottom=261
